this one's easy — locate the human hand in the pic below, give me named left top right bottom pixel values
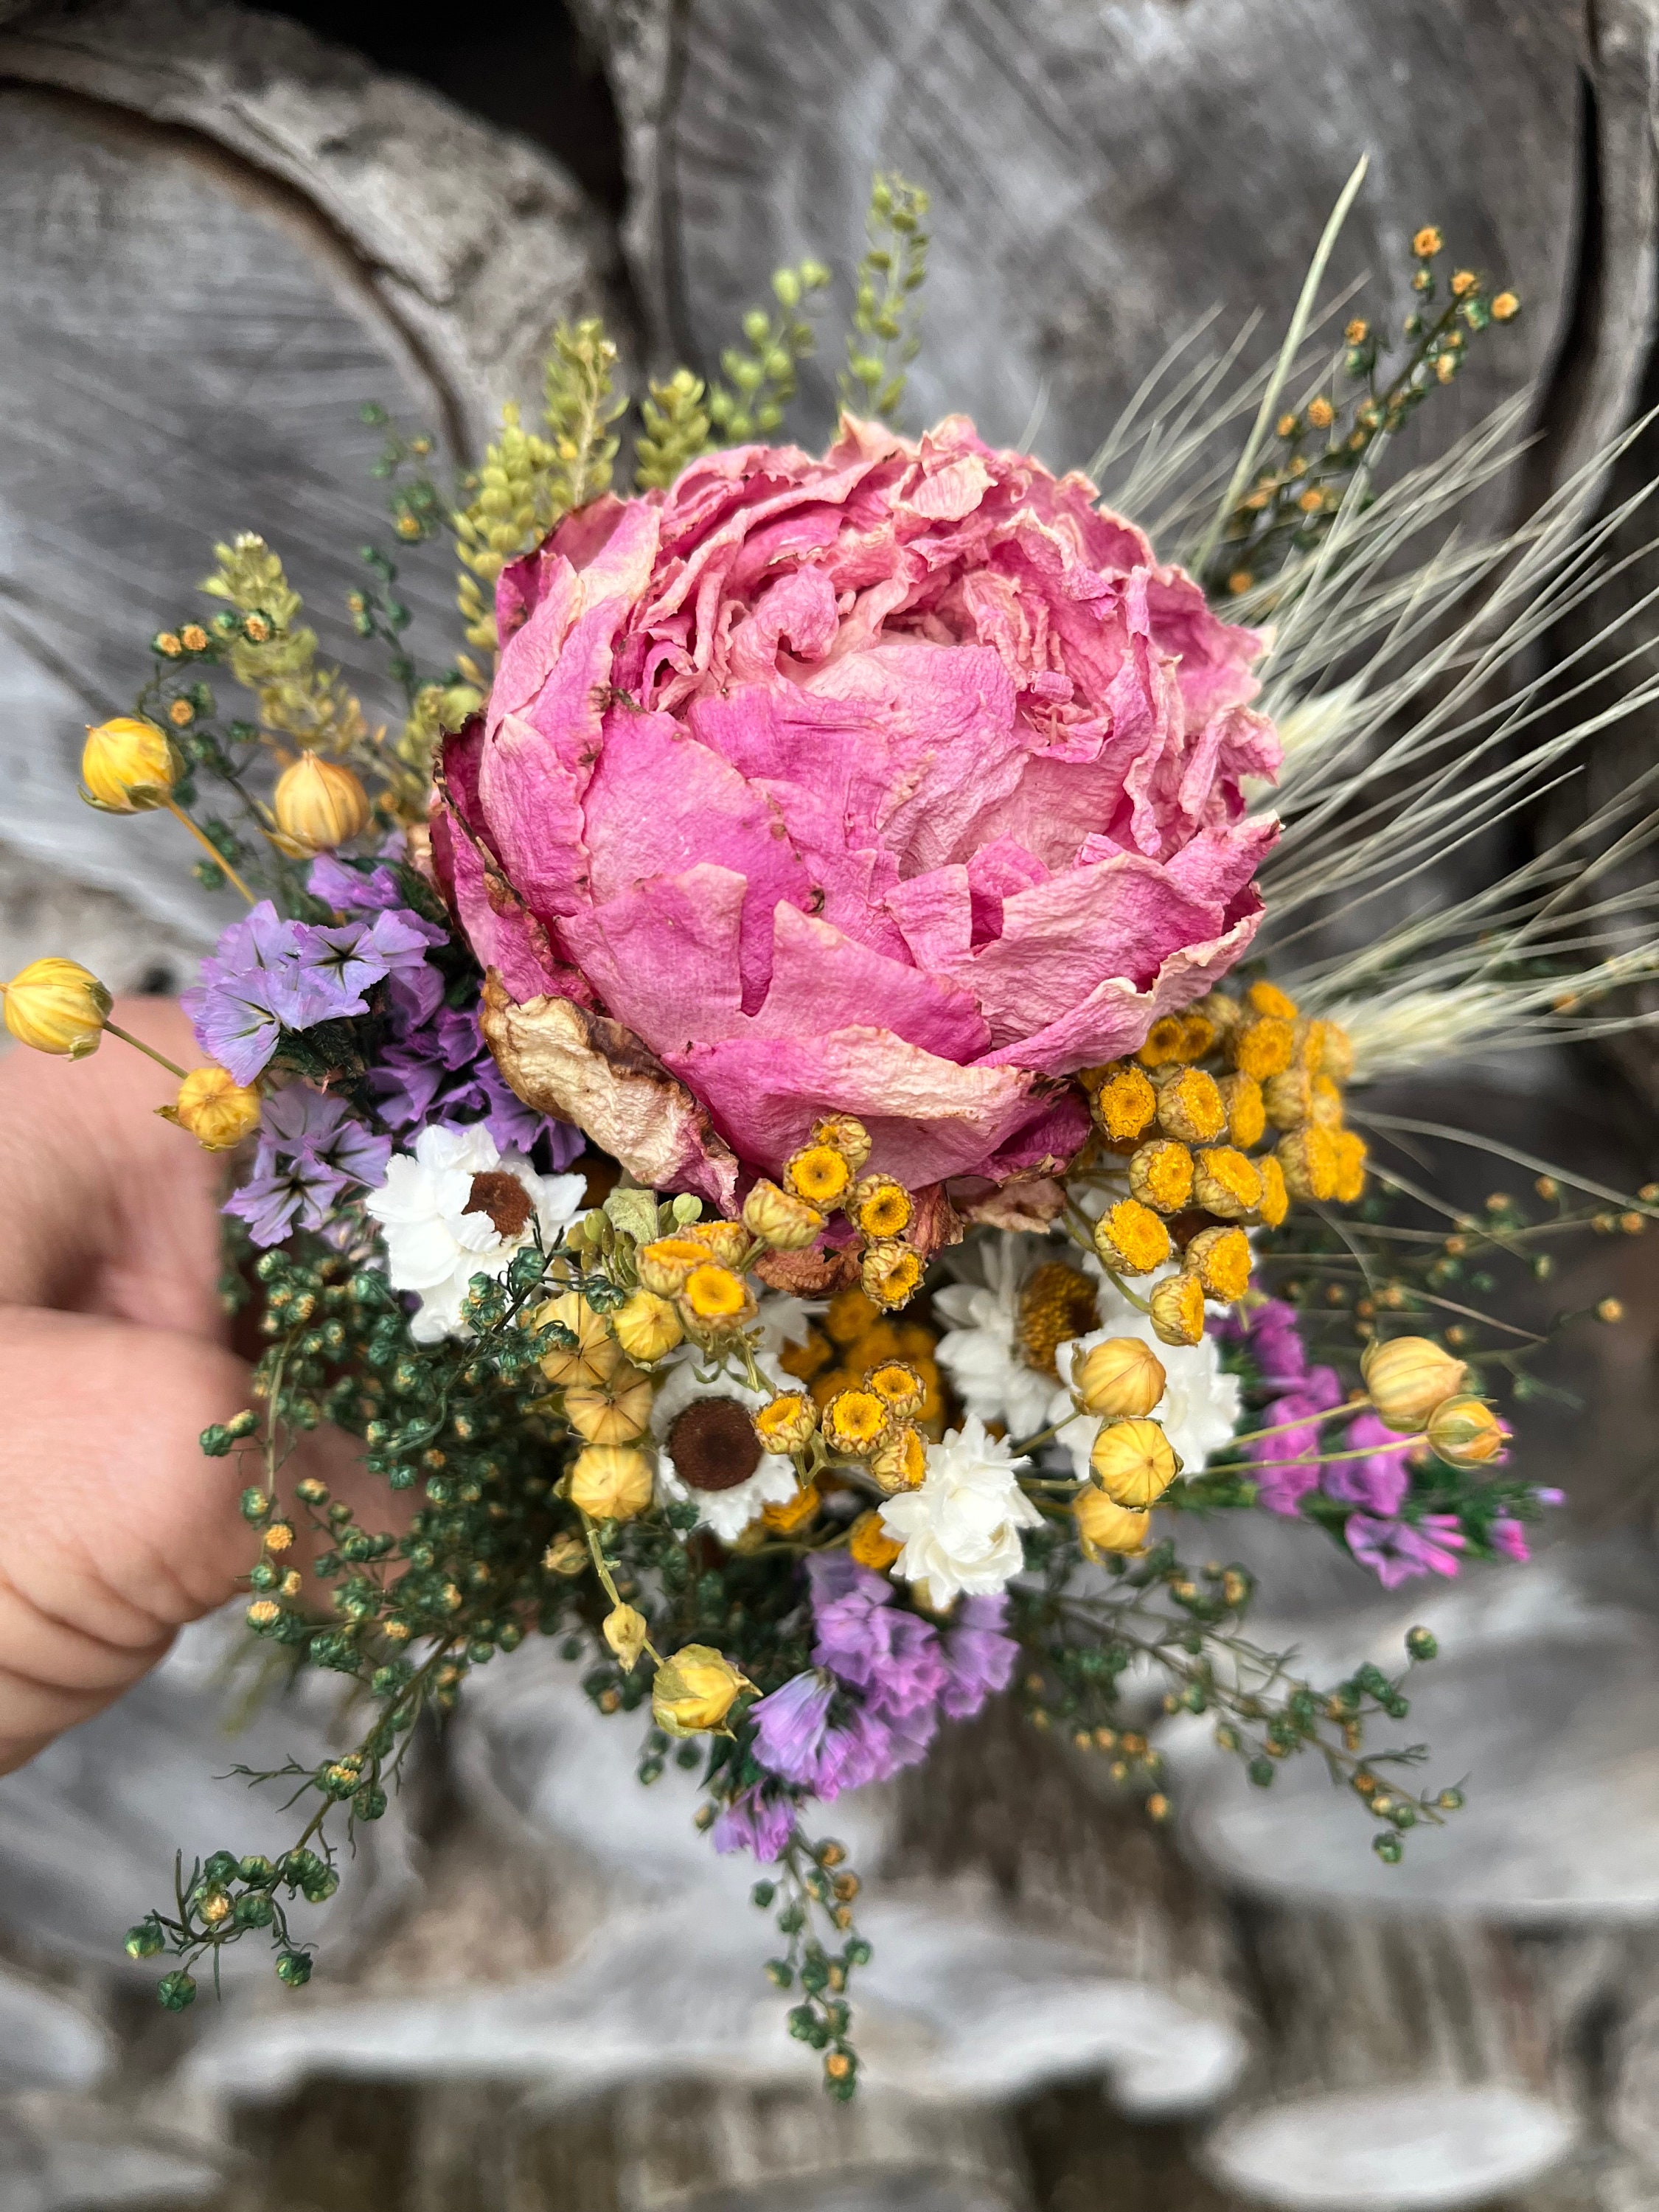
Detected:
left=0, top=998, right=364, bottom=1773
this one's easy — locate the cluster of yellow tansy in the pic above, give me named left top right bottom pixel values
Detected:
left=1081, top=980, right=1366, bottom=1350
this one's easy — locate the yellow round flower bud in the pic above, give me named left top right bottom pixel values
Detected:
left=1073, top=1336, right=1166, bottom=1419
left=1332, top=1127, right=1368, bottom=1205
left=271, top=753, right=372, bottom=855
left=754, top=1392, right=817, bottom=1454
left=537, top=1292, right=623, bottom=1387
left=865, top=1359, right=925, bottom=1419
left=636, top=1235, right=713, bottom=1295
left=170, top=1065, right=261, bottom=1151
left=1183, top=1225, right=1253, bottom=1302
left=849, top=1510, right=904, bottom=1571
left=1093, top=1197, right=1172, bottom=1276
left=1193, top=1147, right=1265, bottom=1221
left=678, top=1263, right=752, bottom=1329
left=1, top=958, right=112, bottom=1058
left=810, top=1113, right=873, bottom=1172
left=602, top=1603, right=650, bottom=1672
left=695, top=1220, right=751, bottom=1268
left=1263, top=1069, right=1312, bottom=1131
left=1128, top=1139, right=1195, bottom=1214
left=611, top=1290, right=684, bottom=1366
left=1245, top=980, right=1299, bottom=1021
left=1361, top=1336, right=1469, bottom=1432
left=564, top=1363, right=654, bottom=1445
left=568, top=1442, right=655, bottom=1522
left=1074, top=1486, right=1152, bottom=1561
left=850, top=1174, right=914, bottom=1241
left=742, top=1178, right=824, bottom=1251
left=80, top=716, right=181, bottom=813
left=1090, top=1416, right=1180, bottom=1506
left=1278, top=1124, right=1340, bottom=1203
left=872, top=1423, right=928, bottom=1492
left=1217, top=1071, right=1265, bottom=1149
left=860, top=1239, right=923, bottom=1310
left=785, top=1142, right=852, bottom=1206
left=1149, top=1272, right=1206, bottom=1348
left=1090, top=1063, right=1158, bottom=1147
left=651, top=1644, right=751, bottom=1737
left=822, top=1386, right=891, bottom=1457
left=1427, top=1394, right=1509, bottom=1469
left=1155, top=1068, right=1226, bottom=1145
left=1255, top=1153, right=1290, bottom=1228
left=1135, top=1015, right=1189, bottom=1069
left=542, top=1531, right=588, bottom=1576
left=1231, top=1015, right=1295, bottom=1080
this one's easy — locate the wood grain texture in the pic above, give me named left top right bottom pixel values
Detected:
left=0, top=0, right=619, bottom=955
left=583, top=0, right=1585, bottom=508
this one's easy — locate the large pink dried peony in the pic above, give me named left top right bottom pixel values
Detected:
left=436, top=416, right=1279, bottom=1209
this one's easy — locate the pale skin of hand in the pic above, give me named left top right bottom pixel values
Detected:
left=0, top=998, right=365, bottom=1774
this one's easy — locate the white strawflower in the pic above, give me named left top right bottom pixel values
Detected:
left=933, top=1235, right=1056, bottom=1441
left=879, top=1416, right=1043, bottom=1606
left=364, top=1123, right=585, bottom=1344
left=651, top=1353, right=799, bottom=1543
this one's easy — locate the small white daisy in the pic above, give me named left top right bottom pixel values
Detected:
left=878, top=1416, right=1043, bottom=1605
left=933, top=1234, right=1057, bottom=1442
left=364, top=1122, right=586, bottom=1344
left=652, top=1353, right=799, bottom=1544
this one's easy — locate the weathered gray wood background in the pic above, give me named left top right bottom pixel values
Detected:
left=0, top=3, right=1657, bottom=2209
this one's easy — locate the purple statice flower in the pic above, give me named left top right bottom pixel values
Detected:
left=184, top=900, right=446, bottom=1085
left=711, top=1788, right=796, bottom=1863
left=939, top=1594, right=1018, bottom=1720
left=307, top=852, right=406, bottom=914
left=810, top=1559, right=947, bottom=1722
left=750, top=1672, right=839, bottom=1790
left=224, top=1084, right=392, bottom=1248
left=1346, top=1511, right=1467, bottom=1590
left=369, top=998, right=584, bottom=1163
left=1491, top=1515, right=1531, bottom=1564
left=1321, top=1408, right=1411, bottom=1517
left=183, top=902, right=341, bottom=1084
left=1239, top=1297, right=1312, bottom=1392
left=1250, top=1364, right=1343, bottom=1515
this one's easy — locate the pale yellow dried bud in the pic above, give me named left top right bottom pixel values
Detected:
left=603, top=1603, right=650, bottom=1672
left=810, top=1114, right=873, bottom=1172
left=1, top=958, right=111, bottom=1057
left=753, top=1392, right=817, bottom=1454
left=1074, top=1486, right=1152, bottom=1561
left=1149, top=1272, right=1206, bottom=1347
left=541, top=1532, right=588, bottom=1576
left=742, top=1178, right=824, bottom=1251
left=536, top=1292, right=623, bottom=1387
left=565, top=1364, right=654, bottom=1445
left=871, top=1424, right=928, bottom=1492
left=1089, top=1416, right=1180, bottom=1506
left=860, top=1239, right=923, bottom=1310
left=169, top=1065, right=261, bottom=1151
left=611, top=1289, right=684, bottom=1366
left=1361, top=1336, right=1469, bottom=1432
left=1073, top=1336, right=1166, bottom=1419
left=80, top=716, right=181, bottom=813
left=1426, top=1395, right=1509, bottom=1469
left=271, top=754, right=372, bottom=855
left=651, top=1644, right=751, bottom=1737
left=567, top=1443, right=654, bottom=1522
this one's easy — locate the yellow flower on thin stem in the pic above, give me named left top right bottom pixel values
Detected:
left=80, top=717, right=182, bottom=813
left=166, top=1066, right=262, bottom=1151
left=1, top=959, right=112, bottom=1058
left=270, top=753, right=372, bottom=855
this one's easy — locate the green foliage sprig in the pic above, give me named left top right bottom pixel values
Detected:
left=840, top=173, right=931, bottom=423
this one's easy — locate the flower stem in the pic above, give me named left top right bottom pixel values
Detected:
left=102, top=1021, right=189, bottom=1080
left=582, top=1510, right=664, bottom=1669
left=163, top=800, right=256, bottom=904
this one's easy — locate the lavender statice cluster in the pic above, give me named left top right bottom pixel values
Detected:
left=717, top=1557, right=1018, bottom=1861
left=1232, top=1301, right=1548, bottom=1587
left=187, top=850, right=581, bottom=1250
